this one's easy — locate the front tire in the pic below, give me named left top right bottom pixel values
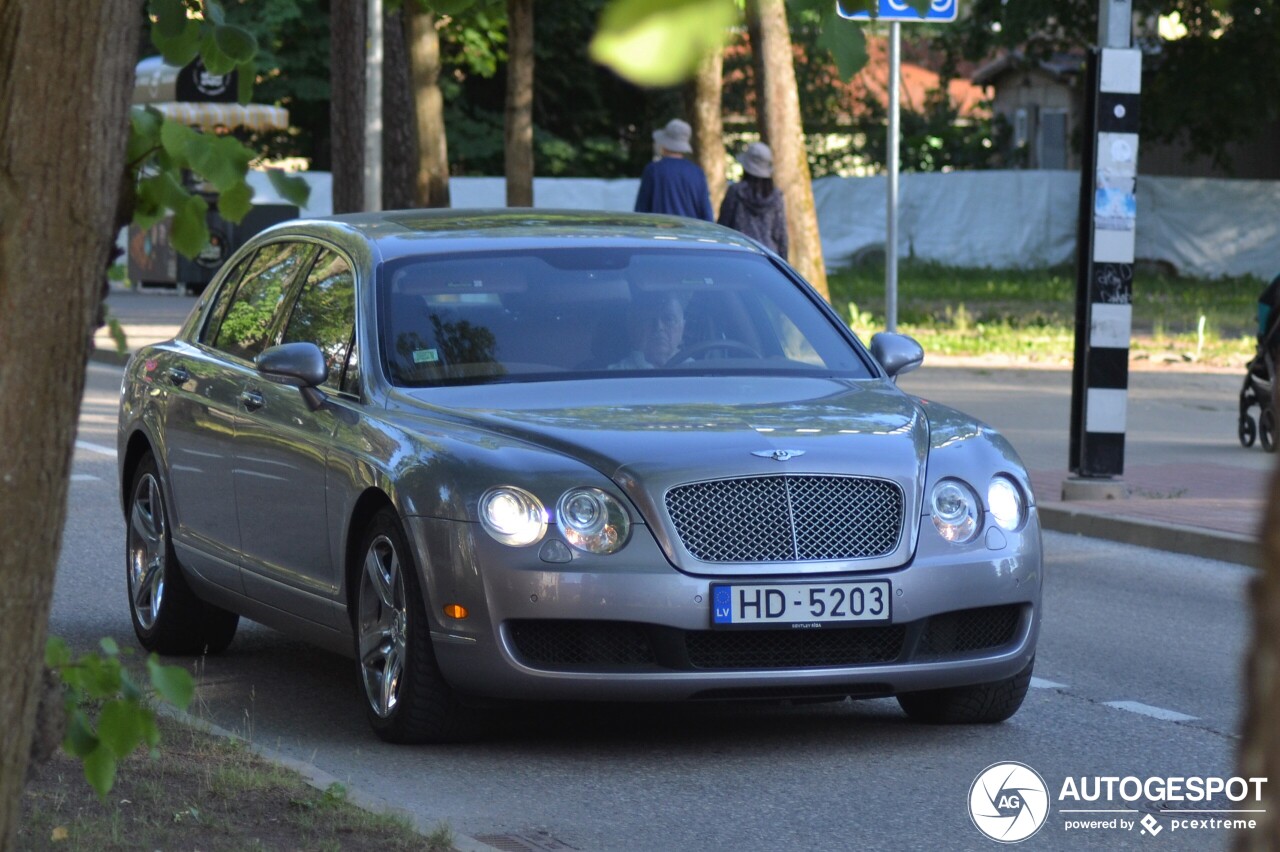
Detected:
left=354, top=508, right=476, bottom=743
left=897, top=658, right=1033, bottom=724
left=126, top=455, right=238, bottom=655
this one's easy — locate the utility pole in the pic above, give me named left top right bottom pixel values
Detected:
left=1065, top=0, right=1141, bottom=498
left=364, top=0, right=383, bottom=212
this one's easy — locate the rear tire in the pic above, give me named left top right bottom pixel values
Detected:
left=897, top=658, right=1033, bottom=724
left=354, top=508, right=478, bottom=743
left=126, top=455, right=239, bottom=655
left=1262, top=408, right=1276, bottom=452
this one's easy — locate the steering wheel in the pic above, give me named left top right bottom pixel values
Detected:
left=664, top=339, right=761, bottom=367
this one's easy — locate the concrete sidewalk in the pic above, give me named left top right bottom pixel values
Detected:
left=96, top=287, right=1272, bottom=568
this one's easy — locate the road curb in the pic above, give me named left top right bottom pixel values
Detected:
left=1038, top=503, right=1259, bottom=567
left=154, top=705, right=506, bottom=852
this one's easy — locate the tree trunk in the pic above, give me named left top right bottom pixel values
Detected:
left=1236, top=457, right=1280, bottom=849
left=408, top=9, right=451, bottom=208
left=330, top=0, right=367, bottom=213
left=686, top=49, right=726, bottom=215
left=748, top=0, right=829, bottom=300
left=381, top=6, right=417, bottom=210
left=0, top=1, right=139, bottom=846
left=745, top=8, right=769, bottom=145
left=504, top=0, right=534, bottom=207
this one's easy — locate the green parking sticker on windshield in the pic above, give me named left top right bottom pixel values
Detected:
left=413, top=349, right=440, bottom=364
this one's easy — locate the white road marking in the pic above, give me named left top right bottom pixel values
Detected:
left=70, top=474, right=101, bottom=482
left=75, top=440, right=117, bottom=459
left=1030, top=677, right=1068, bottom=689
left=1104, top=700, right=1197, bottom=722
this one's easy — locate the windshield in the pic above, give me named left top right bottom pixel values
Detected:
left=378, top=247, right=875, bottom=386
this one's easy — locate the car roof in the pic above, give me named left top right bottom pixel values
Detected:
left=260, top=208, right=768, bottom=263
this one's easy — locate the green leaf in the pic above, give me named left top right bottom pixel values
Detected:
left=97, top=700, right=145, bottom=759
left=98, top=637, right=119, bottom=657
left=150, top=0, right=188, bottom=39
left=590, top=0, right=738, bottom=87
left=127, top=107, right=164, bottom=165
left=236, top=59, right=256, bottom=105
left=108, top=318, right=129, bottom=355
left=201, top=30, right=240, bottom=76
left=218, top=180, right=253, bottom=223
left=83, top=745, right=118, bottom=799
left=64, top=711, right=98, bottom=758
left=79, top=653, right=123, bottom=698
left=171, top=196, right=211, bottom=260
left=214, top=24, right=258, bottom=64
left=188, top=135, right=253, bottom=193
left=266, top=169, right=311, bottom=208
left=148, top=656, right=196, bottom=709
left=817, top=11, right=868, bottom=81
left=159, top=119, right=201, bottom=167
left=45, top=636, right=72, bottom=669
left=107, top=263, right=127, bottom=282
left=153, top=18, right=202, bottom=68
left=140, top=712, right=161, bottom=749
left=205, top=0, right=227, bottom=26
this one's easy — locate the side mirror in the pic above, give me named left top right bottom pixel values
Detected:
left=256, top=342, right=329, bottom=410
left=869, top=332, right=924, bottom=380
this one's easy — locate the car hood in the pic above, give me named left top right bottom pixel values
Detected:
left=396, top=376, right=930, bottom=575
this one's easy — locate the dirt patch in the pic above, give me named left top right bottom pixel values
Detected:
left=18, top=714, right=452, bottom=852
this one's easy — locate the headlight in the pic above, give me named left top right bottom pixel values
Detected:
left=988, top=476, right=1025, bottom=531
left=557, top=487, right=630, bottom=554
left=479, top=486, right=547, bottom=547
left=931, top=479, right=980, bottom=543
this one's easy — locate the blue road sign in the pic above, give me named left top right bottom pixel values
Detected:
left=836, top=0, right=958, bottom=23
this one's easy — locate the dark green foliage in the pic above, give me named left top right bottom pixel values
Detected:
left=933, top=0, right=1280, bottom=172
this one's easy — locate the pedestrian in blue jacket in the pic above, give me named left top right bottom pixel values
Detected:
left=634, top=118, right=713, bottom=222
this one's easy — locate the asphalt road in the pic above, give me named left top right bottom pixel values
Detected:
left=57, top=362, right=1258, bottom=851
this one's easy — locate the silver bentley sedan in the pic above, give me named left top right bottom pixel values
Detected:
left=118, top=210, right=1042, bottom=743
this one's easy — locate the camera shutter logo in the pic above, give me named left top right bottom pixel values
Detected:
left=969, top=762, right=1050, bottom=843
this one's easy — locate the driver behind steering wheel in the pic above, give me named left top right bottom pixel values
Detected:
left=608, top=292, right=686, bottom=369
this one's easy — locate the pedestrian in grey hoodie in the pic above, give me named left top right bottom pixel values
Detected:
left=717, top=141, right=788, bottom=259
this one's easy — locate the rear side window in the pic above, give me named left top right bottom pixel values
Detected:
left=212, top=241, right=317, bottom=361
left=281, top=249, right=356, bottom=392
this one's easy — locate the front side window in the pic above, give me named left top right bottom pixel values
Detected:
left=213, top=241, right=317, bottom=361
left=378, top=247, right=873, bottom=387
left=281, top=249, right=356, bottom=391
left=199, top=252, right=254, bottom=345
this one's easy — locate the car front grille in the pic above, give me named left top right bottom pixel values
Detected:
left=505, top=605, right=1025, bottom=673
left=664, top=475, right=903, bottom=563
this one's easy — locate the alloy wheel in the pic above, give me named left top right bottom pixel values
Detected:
left=358, top=534, right=408, bottom=718
left=128, top=472, right=167, bottom=631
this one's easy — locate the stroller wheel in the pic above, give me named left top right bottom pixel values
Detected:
left=1240, top=415, right=1258, bottom=447
left=1262, top=409, right=1276, bottom=453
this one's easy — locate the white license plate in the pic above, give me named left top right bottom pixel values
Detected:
left=711, top=581, right=891, bottom=628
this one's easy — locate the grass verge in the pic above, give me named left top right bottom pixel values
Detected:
left=828, top=261, right=1266, bottom=369
left=19, top=710, right=455, bottom=852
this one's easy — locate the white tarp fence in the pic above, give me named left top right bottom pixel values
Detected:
left=272, top=170, right=1280, bottom=280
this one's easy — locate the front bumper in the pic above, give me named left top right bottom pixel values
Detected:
left=404, top=512, right=1042, bottom=702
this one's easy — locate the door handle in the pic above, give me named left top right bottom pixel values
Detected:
left=239, top=389, right=265, bottom=411
left=167, top=366, right=189, bottom=385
